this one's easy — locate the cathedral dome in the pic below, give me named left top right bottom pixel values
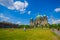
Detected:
left=36, top=15, right=41, bottom=18
left=43, top=14, right=46, bottom=16
left=30, top=18, right=33, bottom=19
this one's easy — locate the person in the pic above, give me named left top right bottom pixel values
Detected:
left=58, top=28, right=59, bottom=31
left=24, top=27, right=26, bottom=31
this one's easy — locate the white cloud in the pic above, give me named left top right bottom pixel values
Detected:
left=48, top=18, right=60, bottom=24
left=0, top=0, right=13, bottom=7
left=54, top=8, right=60, bottom=12
left=28, top=11, right=31, bottom=15
left=8, top=6, right=15, bottom=10
left=13, top=1, right=28, bottom=12
left=55, top=20, right=60, bottom=24
left=52, top=19, right=60, bottom=24
left=16, top=21, right=21, bottom=25
left=0, top=14, right=10, bottom=21
left=0, top=0, right=28, bottom=13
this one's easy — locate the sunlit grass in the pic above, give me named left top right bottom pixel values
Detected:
left=0, top=28, right=60, bottom=40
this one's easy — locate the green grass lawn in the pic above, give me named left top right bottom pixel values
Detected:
left=0, top=28, right=60, bottom=40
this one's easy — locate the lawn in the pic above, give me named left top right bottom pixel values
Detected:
left=0, top=28, right=60, bottom=40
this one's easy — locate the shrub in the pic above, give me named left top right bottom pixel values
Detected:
left=18, top=25, right=30, bottom=28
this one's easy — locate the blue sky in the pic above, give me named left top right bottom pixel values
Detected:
left=0, top=0, right=60, bottom=25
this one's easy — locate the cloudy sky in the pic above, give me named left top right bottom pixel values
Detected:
left=0, top=0, right=60, bottom=24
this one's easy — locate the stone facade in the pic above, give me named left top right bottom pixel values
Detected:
left=30, top=15, right=48, bottom=27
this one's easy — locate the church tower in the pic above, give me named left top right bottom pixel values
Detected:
left=36, top=14, right=41, bottom=27
left=43, top=15, right=48, bottom=26
left=30, top=18, right=34, bottom=27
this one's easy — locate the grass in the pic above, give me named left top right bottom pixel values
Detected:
left=0, top=28, right=60, bottom=40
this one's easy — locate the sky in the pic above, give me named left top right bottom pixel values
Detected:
left=0, top=0, right=60, bottom=25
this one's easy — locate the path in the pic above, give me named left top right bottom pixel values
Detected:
left=51, top=29, right=60, bottom=36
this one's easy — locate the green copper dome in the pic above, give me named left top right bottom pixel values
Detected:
left=43, top=14, right=46, bottom=16
left=36, top=15, right=41, bottom=18
left=30, top=18, right=33, bottom=19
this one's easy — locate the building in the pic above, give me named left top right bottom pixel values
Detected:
left=30, top=14, right=48, bottom=28
left=0, top=21, right=18, bottom=28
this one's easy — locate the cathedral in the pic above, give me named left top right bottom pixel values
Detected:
left=30, top=14, right=48, bottom=27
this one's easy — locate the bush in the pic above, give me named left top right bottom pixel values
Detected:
left=18, top=25, right=30, bottom=28
left=49, top=23, right=60, bottom=30
left=57, top=24, right=60, bottom=30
